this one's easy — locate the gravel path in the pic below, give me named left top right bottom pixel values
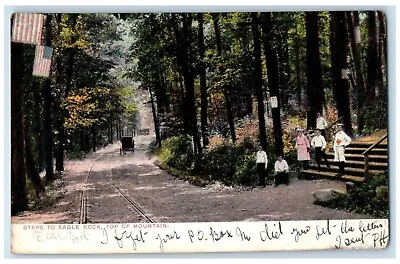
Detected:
left=11, top=135, right=371, bottom=224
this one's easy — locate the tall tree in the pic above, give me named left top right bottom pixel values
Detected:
left=261, top=12, right=284, bottom=155
left=250, top=12, right=267, bottom=150
left=55, top=14, right=79, bottom=171
left=24, top=115, right=46, bottom=197
left=377, top=11, right=387, bottom=92
left=212, top=13, right=236, bottom=144
left=294, top=26, right=304, bottom=107
left=11, top=41, right=28, bottom=214
left=197, top=13, right=209, bottom=147
left=346, top=11, right=366, bottom=133
left=42, top=14, right=55, bottom=181
left=305, top=12, right=325, bottom=129
left=330, top=12, right=352, bottom=135
left=366, top=11, right=379, bottom=105
left=149, top=84, right=162, bottom=147
left=170, top=13, right=202, bottom=153
left=23, top=57, right=46, bottom=196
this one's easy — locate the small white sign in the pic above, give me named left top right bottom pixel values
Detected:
left=270, top=96, right=278, bottom=108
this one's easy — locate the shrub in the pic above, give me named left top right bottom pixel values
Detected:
left=363, top=94, right=388, bottom=135
left=202, top=143, right=239, bottom=184
left=158, top=135, right=194, bottom=171
left=234, top=153, right=258, bottom=186
left=196, top=137, right=262, bottom=185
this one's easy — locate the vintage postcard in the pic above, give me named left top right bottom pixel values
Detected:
left=8, top=7, right=391, bottom=254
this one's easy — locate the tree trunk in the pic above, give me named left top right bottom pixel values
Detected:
left=24, top=117, right=45, bottom=196
left=330, top=12, right=353, bottom=135
left=377, top=11, right=387, bottom=91
left=85, top=129, right=90, bottom=152
left=246, top=93, right=253, bottom=117
left=239, top=30, right=254, bottom=117
left=55, top=14, right=78, bottom=172
left=279, top=30, right=291, bottom=109
left=32, top=79, right=44, bottom=172
left=305, top=12, right=325, bottom=129
left=149, top=85, right=162, bottom=147
left=116, top=123, right=119, bottom=140
left=261, top=12, right=284, bottom=155
left=91, top=126, right=96, bottom=153
left=224, top=90, right=236, bottom=143
left=159, top=68, right=169, bottom=114
left=42, top=77, right=55, bottom=181
left=155, top=80, right=165, bottom=115
left=11, top=42, right=28, bottom=214
left=165, top=81, right=171, bottom=114
left=366, top=11, right=379, bottom=105
left=40, top=13, right=55, bottom=181
left=108, top=114, right=113, bottom=144
left=294, top=28, right=303, bottom=107
left=171, top=13, right=202, bottom=153
left=197, top=13, right=209, bottom=147
left=80, top=129, right=85, bottom=151
left=347, top=11, right=366, bottom=134
left=118, top=119, right=122, bottom=139
left=212, top=13, right=236, bottom=144
left=251, top=12, right=268, bottom=150
left=176, top=63, right=190, bottom=134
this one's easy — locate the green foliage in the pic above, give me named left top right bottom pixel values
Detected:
left=118, top=86, right=137, bottom=117
left=55, top=14, right=89, bottom=50
left=157, top=135, right=277, bottom=187
left=234, top=153, right=258, bottom=186
left=315, top=174, right=389, bottom=218
left=201, top=143, right=241, bottom=184
left=63, top=87, right=111, bottom=129
left=363, top=91, right=388, bottom=134
left=157, top=135, right=195, bottom=171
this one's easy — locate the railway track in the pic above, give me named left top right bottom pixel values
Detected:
left=108, top=153, right=156, bottom=223
left=78, top=154, right=108, bottom=224
left=78, top=150, right=156, bottom=224
left=112, top=183, right=156, bottom=223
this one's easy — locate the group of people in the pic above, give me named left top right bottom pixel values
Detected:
left=256, top=112, right=352, bottom=187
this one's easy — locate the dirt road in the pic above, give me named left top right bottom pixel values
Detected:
left=11, top=134, right=371, bottom=224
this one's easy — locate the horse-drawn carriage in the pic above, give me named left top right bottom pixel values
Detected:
left=120, top=136, right=135, bottom=155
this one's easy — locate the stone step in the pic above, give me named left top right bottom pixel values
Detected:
left=325, top=159, right=388, bottom=169
left=301, top=169, right=365, bottom=183
left=349, top=142, right=387, bottom=148
left=307, top=164, right=384, bottom=177
left=325, top=153, right=388, bottom=162
left=344, top=147, right=388, bottom=155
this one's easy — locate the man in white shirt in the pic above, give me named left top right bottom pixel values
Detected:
left=274, top=155, right=289, bottom=186
left=316, top=112, right=328, bottom=137
left=311, top=129, right=330, bottom=169
left=256, top=145, right=268, bottom=187
left=333, top=124, right=352, bottom=177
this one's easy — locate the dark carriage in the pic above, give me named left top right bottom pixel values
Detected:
left=120, top=136, right=135, bottom=155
